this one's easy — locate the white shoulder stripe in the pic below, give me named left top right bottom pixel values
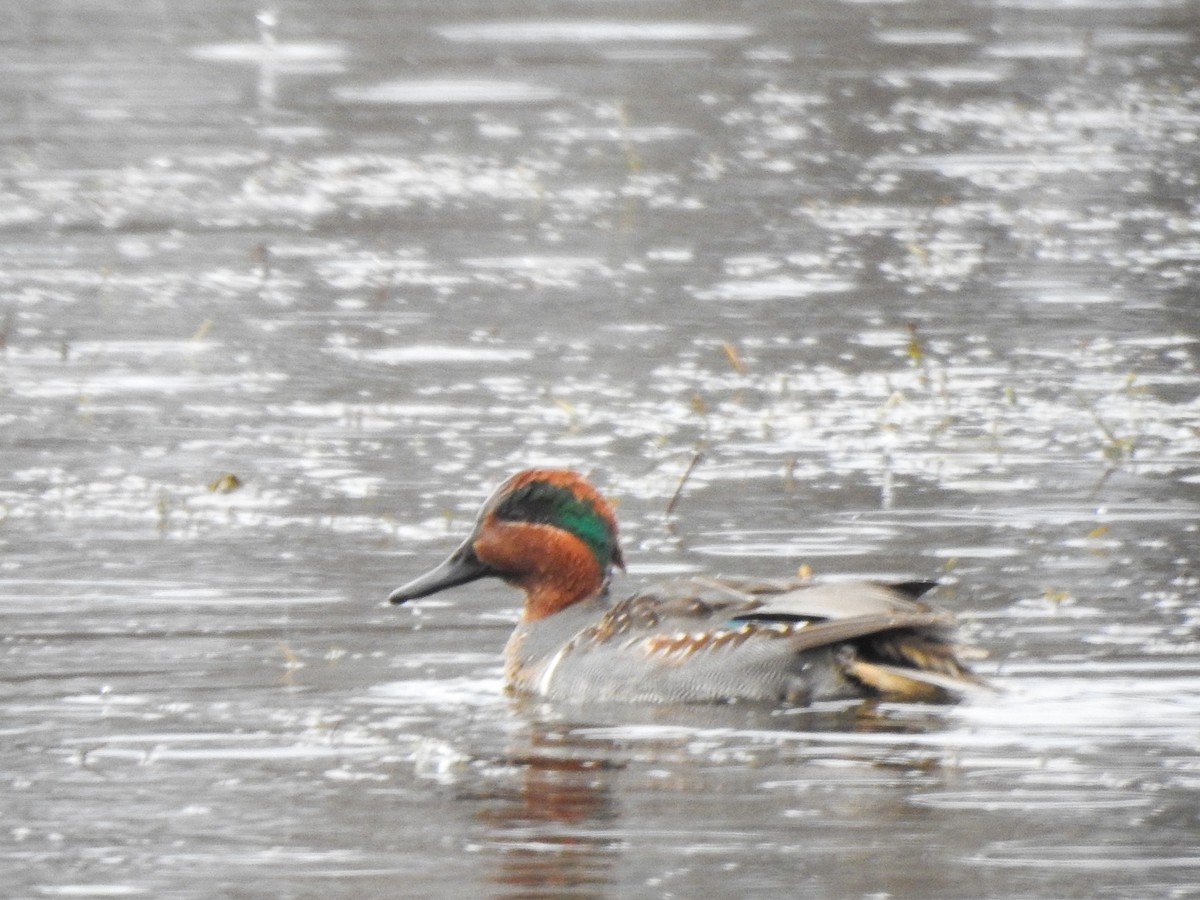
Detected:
left=535, top=644, right=569, bottom=695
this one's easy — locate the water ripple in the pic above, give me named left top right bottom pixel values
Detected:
left=435, top=21, right=755, bottom=44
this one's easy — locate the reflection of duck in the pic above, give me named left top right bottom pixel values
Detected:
left=479, top=732, right=620, bottom=895
left=389, top=469, right=983, bottom=705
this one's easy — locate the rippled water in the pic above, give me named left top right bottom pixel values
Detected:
left=2, top=0, right=1199, bottom=896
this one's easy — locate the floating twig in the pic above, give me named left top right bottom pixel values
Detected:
left=665, top=451, right=705, bottom=517
left=722, top=341, right=747, bottom=374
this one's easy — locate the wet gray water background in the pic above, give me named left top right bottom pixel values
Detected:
left=3, top=0, right=1200, bottom=896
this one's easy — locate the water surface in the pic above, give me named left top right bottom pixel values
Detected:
left=2, top=0, right=1199, bottom=896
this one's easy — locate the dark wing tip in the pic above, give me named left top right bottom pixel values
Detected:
left=888, top=580, right=940, bottom=600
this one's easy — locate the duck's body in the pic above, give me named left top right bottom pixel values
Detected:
left=388, top=469, right=981, bottom=706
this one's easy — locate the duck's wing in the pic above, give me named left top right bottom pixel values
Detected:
left=727, top=579, right=944, bottom=622
left=760, top=609, right=952, bottom=651
left=625, top=576, right=944, bottom=622
left=618, top=576, right=985, bottom=700
left=729, top=583, right=983, bottom=693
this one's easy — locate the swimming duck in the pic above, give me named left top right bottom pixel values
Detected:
left=387, top=468, right=982, bottom=705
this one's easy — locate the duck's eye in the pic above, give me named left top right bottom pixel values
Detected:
left=494, top=481, right=618, bottom=571
left=495, top=481, right=576, bottom=527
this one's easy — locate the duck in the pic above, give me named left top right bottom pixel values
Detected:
left=387, top=468, right=983, bottom=706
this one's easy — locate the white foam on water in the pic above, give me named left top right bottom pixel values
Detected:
left=333, top=80, right=560, bottom=105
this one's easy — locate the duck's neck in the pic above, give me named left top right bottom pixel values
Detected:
left=518, top=566, right=605, bottom=621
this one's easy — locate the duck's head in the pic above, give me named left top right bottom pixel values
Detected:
left=387, top=468, right=625, bottom=621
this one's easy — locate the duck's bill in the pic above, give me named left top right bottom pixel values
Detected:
left=387, top=543, right=495, bottom=605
